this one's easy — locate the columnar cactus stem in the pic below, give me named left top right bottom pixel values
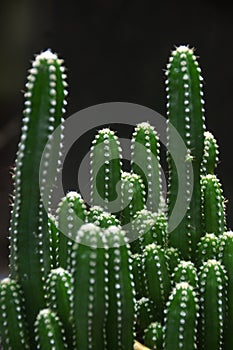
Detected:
left=142, top=243, right=170, bottom=320
left=57, top=191, right=88, bottom=270
left=164, top=282, right=198, bottom=350
left=104, top=225, right=135, bottom=350
left=198, top=259, right=227, bottom=350
left=164, top=246, right=181, bottom=273
left=48, top=214, right=59, bottom=269
left=131, top=253, right=144, bottom=299
left=90, top=128, right=122, bottom=212
left=143, top=322, right=163, bottom=350
left=196, top=233, right=219, bottom=267
left=172, top=260, right=198, bottom=288
left=0, top=278, right=30, bottom=349
left=135, top=297, right=157, bottom=340
left=201, top=174, right=226, bottom=236
left=9, top=50, right=67, bottom=337
left=71, top=223, right=107, bottom=349
left=166, top=45, right=205, bottom=260
left=34, top=308, right=68, bottom=349
left=131, top=122, right=162, bottom=212
left=218, top=231, right=233, bottom=350
left=45, top=268, right=73, bottom=348
left=202, top=131, right=219, bottom=174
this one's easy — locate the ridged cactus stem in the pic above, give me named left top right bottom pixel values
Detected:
left=90, top=128, right=122, bottom=212
left=218, top=231, right=233, bottom=350
left=202, top=131, right=219, bottom=174
left=143, top=322, right=163, bottom=350
left=131, top=122, right=162, bottom=212
left=9, top=50, right=67, bottom=338
left=45, top=268, right=73, bottom=348
left=172, top=260, right=198, bottom=288
left=57, top=191, right=88, bottom=270
left=166, top=45, right=205, bottom=259
left=142, top=243, right=171, bottom=320
left=201, top=174, right=226, bottom=236
left=198, top=259, right=227, bottom=350
left=0, top=278, right=30, bottom=349
left=164, top=282, right=198, bottom=350
left=34, top=308, right=68, bottom=349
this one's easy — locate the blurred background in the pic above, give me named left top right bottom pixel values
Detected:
left=1, top=0, right=233, bottom=278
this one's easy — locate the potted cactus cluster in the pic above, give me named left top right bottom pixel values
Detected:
left=0, top=45, right=232, bottom=350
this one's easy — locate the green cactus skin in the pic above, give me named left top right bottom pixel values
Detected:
left=202, top=131, right=219, bottom=174
left=34, top=308, right=68, bottom=350
left=164, top=282, right=198, bottom=350
left=164, top=247, right=181, bottom=273
left=218, top=231, right=233, bottom=350
left=48, top=214, right=59, bottom=269
left=166, top=45, right=205, bottom=260
left=104, top=225, right=135, bottom=350
left=71, top=223, right=107, bottom=349
left=90, top=128, right=122, bottom=212
left=196, top=233, right=219, bottom=267
left=120, top=172, right=146, bottom=226
left=143, top=322, right=163, bottom=350
left=0, top=278, right=30, bottom=349
left=87, top=205, right=120, bottom=228
left=198, top=259, right=227, bottom=350
left=131, top=122, right=162, bottom=212
left=172, top=260, right=198, bottom=288
left=135, top=297, right=157, bottom=340
left=201, top=174, right=226, bottom=236
left=9, top=50, right=67, bottom=337
left=71, top=223, right=134, bottom=350
left=45, top=268, right=73, bottom=348
left=142, top=243, right=171, bottom=320
left=131, top=253, right=144, bottom=299
left=57, top=191, right=88, bottom=270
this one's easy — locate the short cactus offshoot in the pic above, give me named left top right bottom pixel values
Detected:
left=0, top=45, right=232, bottom=350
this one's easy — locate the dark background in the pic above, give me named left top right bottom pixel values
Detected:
left=1, top=0, right=233, bottom=277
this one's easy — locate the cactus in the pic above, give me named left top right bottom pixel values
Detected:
left=1, top=45, right=232, bottom=350
left=202, top=131, right=219, bottom=174
left=198, top=259, right=227, bottom=350
left=166, top=45, right=205, bottom=260
left=9, top=50, right=67, bottom=339
left=201, top=174, right=226, bottom=236
left=164, top=282, right=198, bottom=350
left=131, top=122, right=162, bottom=212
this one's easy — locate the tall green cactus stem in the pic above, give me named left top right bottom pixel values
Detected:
left=164, top=282, right=198, bottom=350
left=135, top=297, right=157, bottom=340
left=218, top=231, right=233, bottom=349
left=104, top=225, right=135, bottom=350
left=201, top=174, right=226, bottom=236
left=34, top=308, right=68, bottom=349
left=143, top=322, right=163, bottom=350
left=164, top=246, right=181, bottom=273
left=196, top=233, right=219, bottom=267
left=71, top=223, right=107, bottom=349
left=142, top=243, right=170, bottom=320
left=90, top=128, right=122, bottom=212
left=9, top=50, right=67, bottom=337
left=198, top=259, right=227, bottom=350
left=166, top=45, right=205, bottom=260
left=45, top=268, right=73, bottom=348
left=131, top=122, right=162, bottom=212
left=57, top=191, right=88, bottom=270
left=172, top=260, right=198, bottom=288
left=131, top=253, right=144, bottom=299
left=0, top=278, right=30, bottom=349
left=202, top=131, right=219, bottom=174
left=120, top=172, right=146, bottom=251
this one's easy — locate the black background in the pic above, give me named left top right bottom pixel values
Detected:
left=1, top=0, right=233, bottom=275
